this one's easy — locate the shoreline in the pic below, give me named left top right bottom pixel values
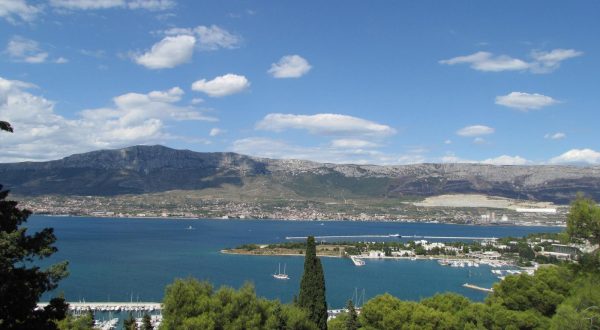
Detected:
left=31, top=214, right=567, bottom=228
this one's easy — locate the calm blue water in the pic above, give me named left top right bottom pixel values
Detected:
left=28, top=216, right=562, bottom=308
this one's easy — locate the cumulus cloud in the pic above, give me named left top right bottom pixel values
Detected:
left=330, top=139, right=378, bottom=149
left=0, top=76, right=215, bottom=162
left=0, top=0, right=41, bottom=23
left=530, top=49, right=584, bottom=73
left=440, top=48, right=582, bottom=73
left=495, top=92, right=559, bottom=111
left=439, top=51, right=529, bottom=72
left=191, top=74, right=250, bottom=97
left=545, top=132, right=566, bottom=140
left=441, top=154, right=529, bottom=165
left=49, top=0, right=175, bottom=11
left=256, top=113, right=396, bottom=138
left=5, top=36, right=49, bottom=63
left=456, top=125, right=495, bottom=137
left=209, top=128, right=225, bottom=137
left=550, top=149, right=600, bottom=165
left=163, top=25, right=241, bottom=51
left=268, top=55, right=312, bottom=78
left=133, top=35, right=196, bottom=69
left=481, top=155, right=529, bottom=165
left=231, top=137, right=421, bottom=165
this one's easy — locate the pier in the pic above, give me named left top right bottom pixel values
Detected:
left=462, top=283, right=494, bottom=293
left=37, top=302, right=162, bottom=312
left=285, top=234, right=497, bottom=241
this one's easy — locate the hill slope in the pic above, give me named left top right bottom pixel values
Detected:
left=1, top=145, right=599, bottom=204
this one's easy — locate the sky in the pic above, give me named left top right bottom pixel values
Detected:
left=0, top=0, right=599, bottom=165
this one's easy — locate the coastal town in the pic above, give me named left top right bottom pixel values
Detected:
left=17, top=194, right=568, bottom=226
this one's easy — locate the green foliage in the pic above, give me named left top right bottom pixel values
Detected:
left=123, top=312, right=136, bottom=330
left=141, top=313, right=152, bottom=330
left=345, top=300, right=359, bottom=330
left=55, top=309, right=94, bottom=330
left=160, top=278, right=317, bottom=330
left=567, top=194, right=600, bottom=245
left=487, top=266, right=574, bottom=317
left=298, top=236, right=328, bottom=330
left=0, top=185, right=69, bottom=329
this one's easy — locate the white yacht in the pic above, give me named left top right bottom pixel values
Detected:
left=273, top=263, right=290, bottom=280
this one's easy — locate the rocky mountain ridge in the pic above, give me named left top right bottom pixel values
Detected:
left=1, top=145, right=599, bottom=203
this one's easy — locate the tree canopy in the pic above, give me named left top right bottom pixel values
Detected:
left=160, top=278, right=318, bottom=330
left=567, top=194, right=600, bottom=246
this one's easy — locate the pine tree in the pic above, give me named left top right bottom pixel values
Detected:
left=1, top=120, right=69, bottom=330
left=345, top=300, right=359, bottom=330
left=123, top=312, right=137, bottom=330
left=298, top=236, right=328, bottom=330
left=141, top=313, right=152, bottom=330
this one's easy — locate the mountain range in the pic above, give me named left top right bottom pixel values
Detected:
left=1, top=145, right=599, bottom=204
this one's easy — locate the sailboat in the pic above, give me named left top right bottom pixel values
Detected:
left=273, top=263, right=290, bottom=280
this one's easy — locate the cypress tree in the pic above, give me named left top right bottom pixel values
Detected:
left=345, top=299, right=359, bottom=330
left=298, top=236, right=328, bottom=330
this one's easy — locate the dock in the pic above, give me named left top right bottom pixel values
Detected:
left=37, top=302, right=162, bottom=312
left=350, top=255, right=366, bottom=266
left=462, top=283, right=494, bottom=293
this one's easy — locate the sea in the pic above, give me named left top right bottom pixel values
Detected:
left=29, top=216, right=563, bottom=308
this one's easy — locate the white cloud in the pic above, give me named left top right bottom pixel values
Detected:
left=256, top=113, right=396, bottom=137
left=55, top=57, right=69, bottom=64
left=209, top=128, right=225, bottom=137
left=191, top=74, right=250, bottom=97
left=133, top=35, right=196, bottom=69
left=5, top=36, right=48, bottom=63
left=550, top=149, right=600, bottom=165
left=0, top=0, right=41, bottom=23
left=50, top=0, right=174, bottom=11
left=330, top=139, right=378, bottom=149
left=473, top=137, right=487, bottom=144
left=440, top=51, right=529, bottom=72
left=231, top=137, right=421, bottom=165
left=456, top=125, right=494, bottom=137
left=268, top=55, right=312, bottom=78
left=530, top=49, right=583, bottom=73
left=545, top=132, right=566, bottom=140
left=50, top=0, right=126, bottom=10
left=441, top=153, right=529, bottom=165
left=444, top=139, right=452, bottom=144
left=194, top=25, right=241, bottom=51
left=495, top=92, right=559, bottom=111
left=440, top=48, right=582, bottom=73
left=127, top=0, right=175, bottom=11
left=482, top=155, right=529, bottom=165
left=190, top=98, right=204, bottom=104
left=0, top=76, right=215, bottom=162
left=163, top=25, right=241, bottom=51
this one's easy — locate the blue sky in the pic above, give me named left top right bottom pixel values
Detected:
left=0, top=1, right=599, bottom=165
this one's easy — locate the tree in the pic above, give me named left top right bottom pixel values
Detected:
left=141, top=313, right=152, bottom=330
left=567, top=194, right=600, bottom=245
left=0, top=183, right=69, bottom=329
left=161, top=278, right=317, bottom=330
left=123, top=312, right=136, bottom=330
left=298, top=236, right=328, bottom=330
left=345, top=300, right=359, bottom=330
left=55, top=310, right=94, bottom=330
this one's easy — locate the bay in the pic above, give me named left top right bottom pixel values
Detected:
left=29, top=216, right=562, bottom=308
